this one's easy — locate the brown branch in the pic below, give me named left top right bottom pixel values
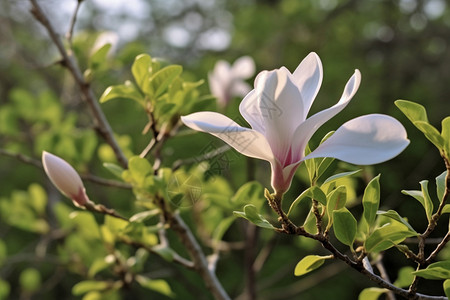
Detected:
left=66, top=0, right=83, bottom=48
left=29, top=0, right=128, bottom=168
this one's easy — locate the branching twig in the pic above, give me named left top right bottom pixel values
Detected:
left=66, top=0, right=83, bottom=48
left=29, top=0, right=128, bottom=168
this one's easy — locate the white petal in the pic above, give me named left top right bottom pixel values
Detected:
left=303, top=114, right=410, bottom=164
left=292, top=52, right=323, bottom=119
left=181, top=112, right=274, bottom=162
left=231, top=56, right=255, bottom=79
left=291, top=69, right=361, bottom=157
left=251, top=68, right=304, bottom=162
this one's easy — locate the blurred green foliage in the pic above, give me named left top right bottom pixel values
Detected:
left=1, top=0, right=450, bottom=299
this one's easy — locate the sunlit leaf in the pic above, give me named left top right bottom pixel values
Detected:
left=358, top=287, right=387, bottom=300
left=103, top=163, right=125, bottom=179
left=441, top=117, right=450, bottom=157
left=233, top=204, right=275, bottom=229
left=436, top=170, right=447, bottom=201
left=150, top=65, right=183, bottom=98
left=135, top=276, right=174, bottom=298
left=362, top=175, right=380, bottom=228
left=333, top=208, right=357, bottom=247
left=364, top=222, right=417, bottom=253
left=393, top=266, right=415, bottom=288
left=294, top=255, right=331, bottom=276
left=325, top=186, right=346, bottom=230
left=377, top=210, right=417, bottom=234
left=413, top=261, right=450, bottom=280
left=72, top=280, right=111, bottom=296
left=89, top=43, right=112, bottom=70
left=419, top=180, right=434, bottom=221
left=444, top=279, right=450, bottom=298
left=99, top=82, right=144, bottom=106
left=132, top=54, right=152, bottom=91
left=232, top=181, right=264, bottom=209
left=395, top=100, right=428, bottom=123
left=414, top=121, right=444, bottom=150
left=323, top=170, right=361, bottom=185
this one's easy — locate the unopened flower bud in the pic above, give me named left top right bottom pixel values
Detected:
left=42, top=151, right=90, bottom=207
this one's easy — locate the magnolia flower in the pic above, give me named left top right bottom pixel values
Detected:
left=181, top=53, right=409, bottom=195
left=42, top=151, right=90, bottom=207
left=209, top=56, right=255, bottom=107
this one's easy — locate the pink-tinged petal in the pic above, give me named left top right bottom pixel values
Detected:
left=270, top=161, right=301, bottom=194
left=231, top=56, right=255, bottom=79
left=303, top=114, right=410, bottom=164
left=292, top=52, right=323, bottom=119
left=181, top=112, right=274, bottom=162
left=291, top=69, right=361, bottom=158
left=42, top=151, right=89, bottom=206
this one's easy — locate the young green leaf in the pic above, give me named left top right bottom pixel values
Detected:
left=412, top=261, right=450, bottom=280
left=362, top=175, right=381, bottom=228
left=419, top=180, right=434, bottom=221
left=72, top=280, right=111, bottom=296
left=377, top=210, right=417, bottom=234
left=294, top=255, right=332, bottom=276
left=103, top=162, right=125, bottom=179
left=150, top=65, right=183, bottom=99
left=364, top=222, right=417, bottom=253
left=135, top=276, right=174, bottom=298
left=132, top=54, right=152, bottom=91
left=333, top=208, right=357, bottom=247
left=444, top=279, right=450, bottom=298
left=358, top=287, right=387, bottom=300
left=441, top=117, right=450, bottom=157
left=393, top=266, right=415, bottom=288
left=414, top=121, right=444, bottom=150
left=436, top=170, right=447, bottom=201
left=395, top=100, right=429, bottom=123
left=326, top=186, right=347, bottom=230
left=323, top=170, right=361, bottom=185
left=232, top=181, right=264, bottom=209
left=99, top=82, right=144, bottom=106
left=89, top=43, right=112, bottom=70
left=233, top=204, right=275, bottom=229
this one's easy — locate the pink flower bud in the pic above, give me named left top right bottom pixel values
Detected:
left=42, top=151, right=90, bottom=207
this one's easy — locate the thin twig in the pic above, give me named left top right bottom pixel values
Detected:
left=29, top=0, right=128, bottom=168
left=66, top=0, right=83, bottom=48
left=375, top=256, right=396, bottom=300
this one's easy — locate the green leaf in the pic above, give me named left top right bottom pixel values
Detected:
left=99, top=82, right=144, bottom=106
left=413, top=261, right=450, bottom=280
left=326, top=186, right=347, bottom=230
left=132, top=54, right=152, bottom=91
left=19, top=268, right=41, bottom=292
left=414, top=121, right=444, bottom=150
left=364, top=222, right=417, bottom=253
left=89, top=43, right=112, bottom=70
left=150, top=65, right=183, bottom=98
left=323, top=170, right=361, bottom=185
left=304, top=145, right=316, bottom=184
left=129, top=209, right=160, bottom=223
left=233, top=204, right=275, bottom=229
left=377, top=210, right=417, bottom=234
left=127, top=156, right=153, bottom=186
left=442, top=117, right=450, bottom=157
left=395, top=100, right=429, bottom=123
left=362, top=175, right=381, bottom=228
left=287, top=186, right=327, bottom=215
left=212, top=216, right=236, bottom=243
left=316, top=157, right=335, bottom=181
left=420, top=180, right=434, bottom=221
left=0, top=279, right=10, bottom=299
left=444, top=279, right=450, bottom=298
left=88, top=256, right=115, bottom=278
left=72, top=280, right=111, bottom=296
left=393, top=266, right=415, bottom=288
left=232, top=181, right=264, bottom=209
left=442, top=205, right=450, bottom=214
left=436, top=170, right=447, bottom=201
left=358, top=287, right=387, bottom=300
left=333, top=208, right=357, bottom=246
left=135, top=276, right=174, bottom=298
left=294, top=255, right=331, bottom=276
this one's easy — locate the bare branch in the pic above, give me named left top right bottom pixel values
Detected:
left=66, top=0, right=83, bottom=48
left=29, top=0, right=128, bottom=168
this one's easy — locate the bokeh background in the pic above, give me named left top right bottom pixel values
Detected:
left=1, top=0, right=450, bottom=299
